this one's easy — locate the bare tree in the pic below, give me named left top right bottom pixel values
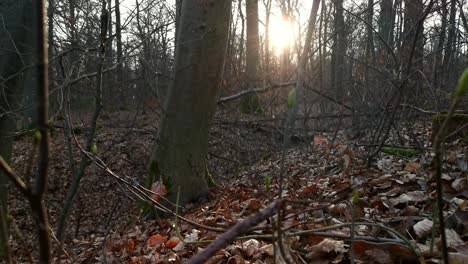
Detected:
left=148, top=0, right=232, bottom=206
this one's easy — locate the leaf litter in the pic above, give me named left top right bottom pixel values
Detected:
left=5, top=111, right=468, bottom=263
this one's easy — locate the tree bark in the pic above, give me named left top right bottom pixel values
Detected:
left=331, top=0, right=346, bottom=101
left=403, top=0, right=424, bottom=95
left=432, top=0, right=447, bottom=91
left=241, top=0, right=261, bottom=113
left=115, top=0, right=123, bottom=101
left=442, top=0, right=457, bottom=86
left=149, top=0, right=232, bottom=206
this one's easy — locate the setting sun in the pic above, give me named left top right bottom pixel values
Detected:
left=269, top=16, right=294, bottom=55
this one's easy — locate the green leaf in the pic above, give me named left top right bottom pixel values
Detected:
left=287, top=88, right=296, bottom=108
left=34, top=130, right=42, bottom=144
left=91, top=143, right=97, bottom=155
left=264, top=176, right=271, bottom=192
left=455, top=68, right=468, bottom=97
left=352, top=189, right=359, bottom=205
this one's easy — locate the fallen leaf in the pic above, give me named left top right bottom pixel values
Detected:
left=413, top=219, right=433, bottom=239
left=404, top=162, right=422, bottom=173
left=185, top=229, right=200, bottom=242
left=151, top=181, right=168, bottom=202
left=258, top=244, right=274, bottom=256
left=444, top=229, right=464, bottom=249
left=241, top=239, right=260, bottom=258
left=127, top=239, right=135, bottom=255
left=147, top=234, right=166, bottom=248
left=314, top=135, right=328, bottom=145
left=307, top=238, right=346, bottom=259
left=165, top=237, right=181, bottom=249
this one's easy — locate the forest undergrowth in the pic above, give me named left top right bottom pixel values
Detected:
left=7, top=110, right=468, bottom=263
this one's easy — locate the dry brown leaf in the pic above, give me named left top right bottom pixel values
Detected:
left=147, top=234, right=166, bottom=248
left=307, top=239, right=346, bottom=259
left=404, top=162, right=422, bottom=173
left=165, top=237, right=181, bottom=249
left=314, top=135, right=328, bottom=145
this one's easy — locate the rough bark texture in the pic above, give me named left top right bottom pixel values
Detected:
left=149, top=0, right=232, bottom=206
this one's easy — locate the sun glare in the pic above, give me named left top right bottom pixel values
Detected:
left=269, top=16, right=294, bottom=55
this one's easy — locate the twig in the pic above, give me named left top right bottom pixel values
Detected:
left=188, top=200, right=282, bottom=264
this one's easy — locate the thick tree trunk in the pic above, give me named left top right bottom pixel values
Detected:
left=149, top=0, right=232, bottom=206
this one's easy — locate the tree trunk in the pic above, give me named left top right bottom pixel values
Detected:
left=175, top=0, right=183, bottom=46
left=403, top=0, right=424, bottom=95
left=237, top=0, right=245, bottom=74
left=285, top=0, right=321, bottom=139
left=365, top=0, right=375, bottom=89
left=263, top=0, right=272, bottom=79
left=442, top=0, right=457, bottom=87
left=115, top=0, right=123, bottom=103
left=279, top=0, right=292, bottom=83
left=378, top=0, right=395, bottom=52
left=331, top=0, right=346, bottom=101
left=432, top=0, right=447, bottom=91
left=149, top=0, right=232, bottom=206
left=241, top=0, right=261, bottom=113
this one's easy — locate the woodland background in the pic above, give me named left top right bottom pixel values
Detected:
left=0, top=0, right=467, bottom=263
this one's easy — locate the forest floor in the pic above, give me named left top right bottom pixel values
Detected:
left=7, top=109, right=468, bottom=263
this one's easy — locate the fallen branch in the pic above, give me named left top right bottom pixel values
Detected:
left=218, top=82, right=295, bottom=104
left=188, top=200, right=282, bottom=264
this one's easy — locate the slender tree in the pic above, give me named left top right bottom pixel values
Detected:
left=442, top=0, right=457, bottom=86
left=403, top=0, right=424, bottom=95
left=241, top=0, right=261, bottom=113
left=331, top=0, right=346, bottom=100
left=115, top=0, right=123, bottom=101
